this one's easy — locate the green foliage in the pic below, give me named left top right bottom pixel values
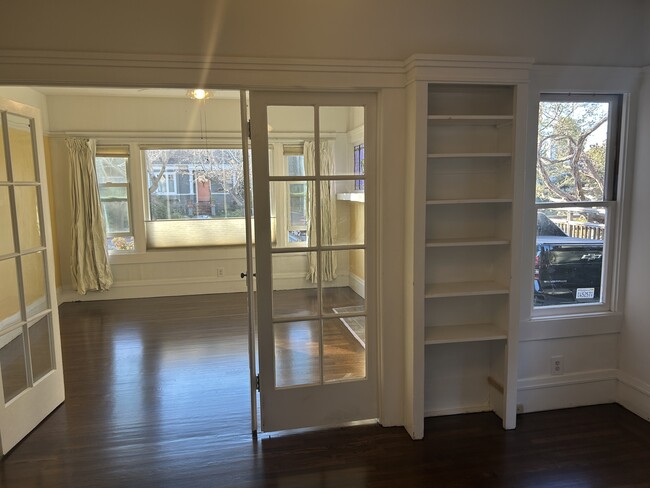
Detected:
left=536, top=101, right=608, bottom=203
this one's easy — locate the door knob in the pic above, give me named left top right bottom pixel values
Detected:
left=241, top=272, right=256, bottom=278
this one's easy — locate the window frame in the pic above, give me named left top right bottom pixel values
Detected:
left=95, top=146, right=135, bottom=253
left=531, top=93, right=623, bottom=317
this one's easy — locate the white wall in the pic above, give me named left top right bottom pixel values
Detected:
left=0, top=0, right=645, bottom=67
left=619, top=70, right=650, bottom=420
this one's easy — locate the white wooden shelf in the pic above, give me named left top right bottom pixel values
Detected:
left=425, top=237, right=509, bottom=248
left=424, top=323, right=507, bottom=345
left=427, top=152, right=511, bottom=159
left=426, top=198, right=512, bottom=205
left=425, top=281, right=509, bottom=298
left=427, top=115, right=513, bottom=126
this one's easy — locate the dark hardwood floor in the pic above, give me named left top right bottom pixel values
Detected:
left=2, top=293, right=650, bottom=487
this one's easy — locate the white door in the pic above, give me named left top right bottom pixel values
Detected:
left=0, top=98, right=65, bottom=454
left=250, top=91, right=377, bottom=432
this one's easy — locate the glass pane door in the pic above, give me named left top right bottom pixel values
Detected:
left=0, top=98, right=64, bottom=455
left=250, top=92, right=376, bottom=432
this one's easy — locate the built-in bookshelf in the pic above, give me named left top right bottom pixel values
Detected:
left=404, top=58, right=530, bottom=439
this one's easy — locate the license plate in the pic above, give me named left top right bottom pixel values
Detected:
left=576, top=288, right=595, bottom=299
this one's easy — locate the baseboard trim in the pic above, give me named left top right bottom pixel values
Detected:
left=517, top=369, right=618, bottom=414
left=424, top=404, right=492, bottom=418
left=349, top=272, right=365, bottom=299
left=617, top=372, right=650, bottom=422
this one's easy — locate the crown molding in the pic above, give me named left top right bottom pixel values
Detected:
left=0, top=49, right=406, bottom=89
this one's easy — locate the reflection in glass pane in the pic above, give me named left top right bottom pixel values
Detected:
left=272, top=252, right=318, bottom=318
left=22, top=252, right=48, bottom=318
left=29, top=315, right=53, bottom=382
left=99, top=186, right=131, bottom=233
left=270, top=181, right=313, bottom=248
left=0, top=329, right=29, bottom=403
left=323, top=317, right=366, bottom=383
left=7, top=114, right=37, bottom=182
left=0, top=259, right=20, bottom=331
left=322, top=250, right=365, bottom=314
left=0, top=116, right=7, bottom=181
left=274, top=320, right=321, bottom=388
left=534, top=207, right=605, bottom=307
left=268, top=106, right=314, bottom=177
left=95, top=156, right=128, bottom=184
left=319, top=106, right=364, bottom=176
left=0, top=187, right=15, bottom=255
left=325, top=179, right=365, bottom=247
left=536, top=101, right=609, bottom=203
left=15, top=185, right=42, bottom=250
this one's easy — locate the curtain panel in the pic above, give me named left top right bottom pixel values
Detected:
left=66, top=138, right=113, bottom=294
left=304, top=140, right=337, bottom=283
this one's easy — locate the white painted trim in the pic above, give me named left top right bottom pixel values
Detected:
left=349, top=272, right=366, bottom=299
left=617, top=372, right=650, bottom=422
left=519, top=312, right=623, bottom=341
left=517, top=369, right=618, bottom=414
left=424, top=404, right=492, bottom=418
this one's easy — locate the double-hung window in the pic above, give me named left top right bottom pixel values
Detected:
left=95, top=146, right=134, bottom=252
left=283, top=144, right=308, bottom=244
left=142, top=146, right=249, bottom=248
left=533, top=94, right=622, bottom=311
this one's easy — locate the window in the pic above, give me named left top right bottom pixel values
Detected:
left=354, top=143, right=364, bottom=191
left=283, top=145, right=308, bottom=244
left=95, top=146, right=134, bottom=252
left=142, top=147, right=250, bottom=248
left=533, top=95, right=622, bottom=310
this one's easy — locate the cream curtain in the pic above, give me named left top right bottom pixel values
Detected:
left=305, top=140, right=337, bottom=283
left=67, top=138, right=113, bottom=294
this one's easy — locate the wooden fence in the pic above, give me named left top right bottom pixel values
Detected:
left=553, top=220, right=605, bottom=240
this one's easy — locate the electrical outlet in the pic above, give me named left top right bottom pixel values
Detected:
left=516, top=404, right=524, bottom=414
left=551, top=355, right=564, bottom=375
left=216, top=267, right=225, bottom=278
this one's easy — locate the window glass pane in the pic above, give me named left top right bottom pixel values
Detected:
left=319, top=106, right=364, bottom=176
left=14, top=185, right=42, bottom=250
left=0, top=187, right=15, bottom=255
left=99, top=186, right=131, bottom=234
left=7, top=114, right=37, bottom=182
left=272, top=252, right=318, bottom=319
left=537, top=101, right=610, bottom=203
left=144, top=148, right=245, bottom=220
left=22, top=251, right=48, bottom=318
left=268, top=106, right=314, bottom=177
left=323, top=317, right=366, bottom=383
left=274, top=320, right=321, bottom=388
left=0, top=258, right=21, bottom=331
left=325, top=179, right=364, bottom=247
left=95, top=156, right=128, bottom=184
left=322, top=250, right=365, bottom=314
left=29, top=315, right=53, bottom=382
left=0, top=328, right=29, bottom=403
left=534, top=207, right=605, bottom=307
left=270, top=181, right=312, bottom=249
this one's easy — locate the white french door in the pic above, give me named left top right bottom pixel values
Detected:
left=0, top=98, right=65, bottom=454
left=249, top=91, right=377, bottom=432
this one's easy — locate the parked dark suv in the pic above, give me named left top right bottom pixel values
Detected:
left=534, top=213, right=603, bottom=306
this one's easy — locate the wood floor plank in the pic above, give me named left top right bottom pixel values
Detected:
left=2, top=293, right=650, bottom=487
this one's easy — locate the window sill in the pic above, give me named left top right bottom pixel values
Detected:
left=337, top=192, right=365, bottom=203
left=519, top=311, right=623, bottom=342
left=108, top=246, right=247, bottom=265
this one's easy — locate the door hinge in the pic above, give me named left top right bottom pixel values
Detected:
left=256, top=374, right=260, bottom=392
left=247, top=120, right=251, bottom=139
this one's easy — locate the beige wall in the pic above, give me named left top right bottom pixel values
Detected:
left=350, top=202, right=365, bottom=280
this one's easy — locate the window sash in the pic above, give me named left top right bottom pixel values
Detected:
left=533, top=94, right=622, bottom=316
